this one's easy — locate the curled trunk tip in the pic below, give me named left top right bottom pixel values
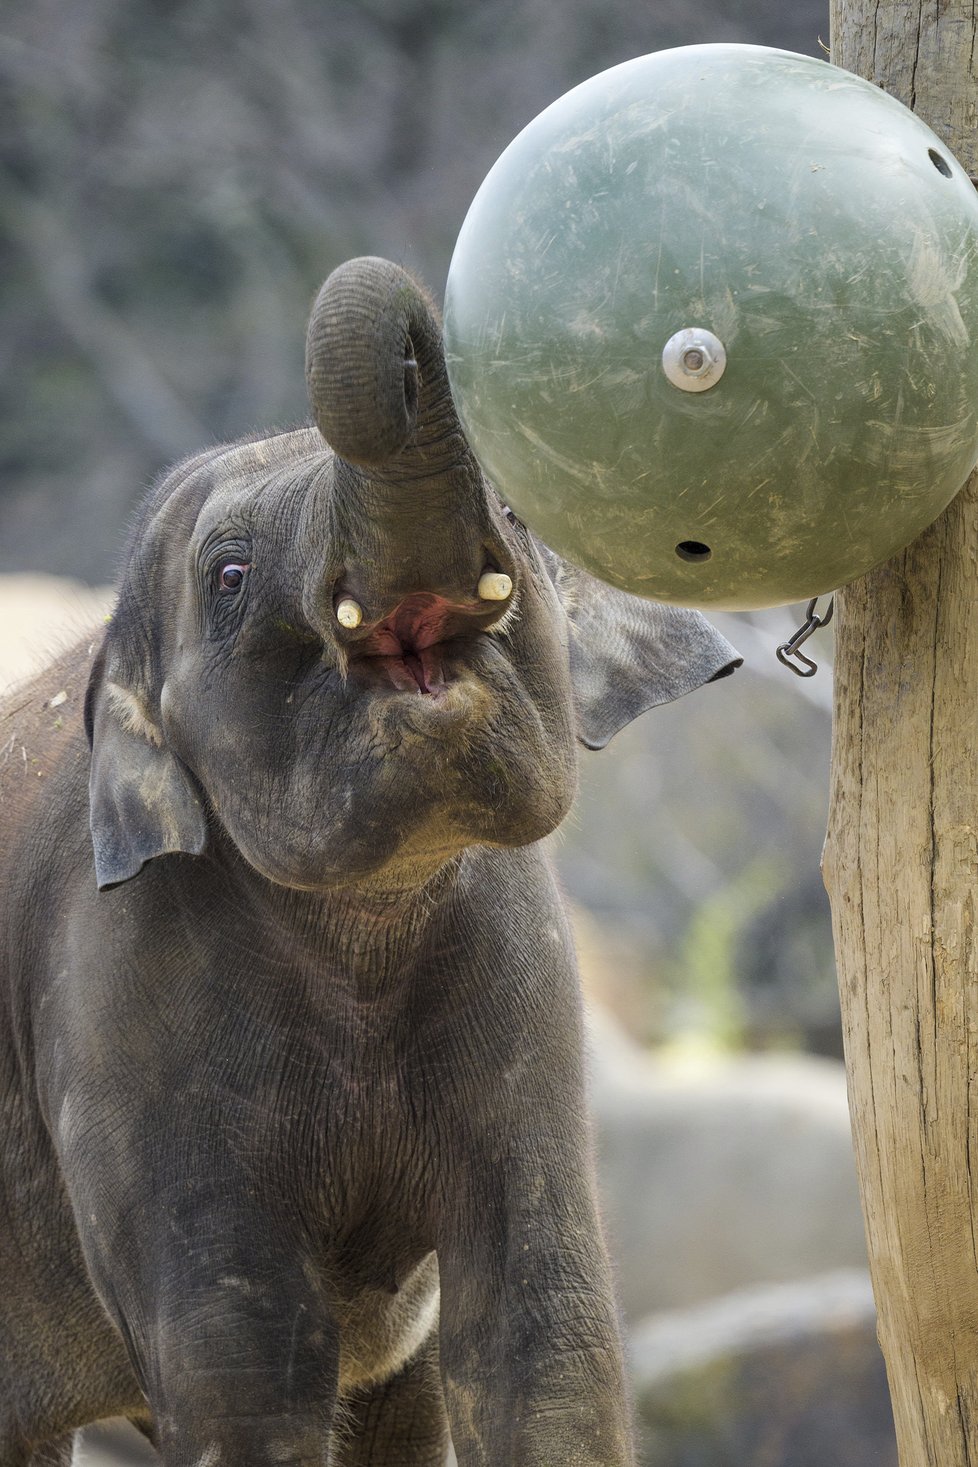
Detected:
left=305, top=256, right=442, bottom=470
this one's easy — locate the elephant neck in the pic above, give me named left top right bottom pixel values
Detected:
left=216, top=838, right=468, bottom=993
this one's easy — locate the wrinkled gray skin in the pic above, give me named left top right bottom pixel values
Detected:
left=0, top=258, right=739, bottom=1467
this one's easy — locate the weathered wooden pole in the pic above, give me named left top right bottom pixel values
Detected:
left=824, top=5, right=978, bottom=1463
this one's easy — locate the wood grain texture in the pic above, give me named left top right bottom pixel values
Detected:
left=826, top=4, right=978, bottom=1461
left=832, top=1, right=978, bottom=175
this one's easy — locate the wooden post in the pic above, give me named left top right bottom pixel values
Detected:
left=824, top=5, right=978, bottom=1462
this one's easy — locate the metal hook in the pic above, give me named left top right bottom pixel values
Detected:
left=776, top=596, right=835, bottom=678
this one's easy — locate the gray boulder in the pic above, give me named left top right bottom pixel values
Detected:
left=587, top=1007, right=868, bottom=1318
left=630, top=1270, right=896, bottom=1466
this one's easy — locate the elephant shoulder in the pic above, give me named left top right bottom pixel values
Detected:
left=0, top=637, right=97, bottom=878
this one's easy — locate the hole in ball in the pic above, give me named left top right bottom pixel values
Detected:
left=676, top=540, right=713, bottom=563
left=929, top=149, right=953, bottom=177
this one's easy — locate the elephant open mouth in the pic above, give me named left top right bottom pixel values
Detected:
left=349, top=591, right=500, bottom=695
left=371, top=644, right=448, bottom=695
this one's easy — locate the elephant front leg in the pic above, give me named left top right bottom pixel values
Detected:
left=439, top=1174, right=634, bottom=1467
left=146, top=1286, right=340, bottom=1467
left=77, top=1205, right=341, bottom=1467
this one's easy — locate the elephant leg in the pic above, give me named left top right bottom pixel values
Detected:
left=336, top=1336, right=449, bottom=1467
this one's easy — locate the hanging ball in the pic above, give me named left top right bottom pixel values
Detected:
left=443, top=44, right=978, bottom=609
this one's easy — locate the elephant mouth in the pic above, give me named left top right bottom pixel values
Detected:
left=372, top=644, right=449, bottom=695
left=349, top=592, right=500, bottom=695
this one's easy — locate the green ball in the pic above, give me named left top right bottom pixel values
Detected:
left=444, top=44, right=978, bottom=609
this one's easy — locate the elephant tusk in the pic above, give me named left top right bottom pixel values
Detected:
left=336, top=597, right=364, bottom=629
left=478, top=572, right=513, bottom=602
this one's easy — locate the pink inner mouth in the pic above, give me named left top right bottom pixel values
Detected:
left=356, top=593, right=480, bottom=694
left=379, top=647, right=444, bottom=694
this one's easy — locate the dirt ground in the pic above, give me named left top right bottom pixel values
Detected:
left=0, top=575, right=113, bottom=695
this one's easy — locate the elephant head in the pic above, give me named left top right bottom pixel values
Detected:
left=85, top=256, right=739, bottom=892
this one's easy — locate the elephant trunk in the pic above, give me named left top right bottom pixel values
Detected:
left=303, top=257, right=509, bottom=618
left=305, top=257, right=467, bottom=480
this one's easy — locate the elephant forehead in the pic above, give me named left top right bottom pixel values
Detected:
left=188, top=436, right=331, bottom=539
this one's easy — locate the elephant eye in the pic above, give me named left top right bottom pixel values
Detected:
left=219, top=562, right=250, bottom=592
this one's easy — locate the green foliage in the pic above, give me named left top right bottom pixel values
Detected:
left=675, top=857, right=783, bottom=1048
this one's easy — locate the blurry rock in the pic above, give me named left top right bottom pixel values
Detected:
left=587, top=1006, right=867, bottom=1318
left=0, top=574, right=112, bottom=693
left=630, top=1270, right=896, bottom=1466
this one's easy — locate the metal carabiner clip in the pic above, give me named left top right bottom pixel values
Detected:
left=776, top=596, right=835, bottom=677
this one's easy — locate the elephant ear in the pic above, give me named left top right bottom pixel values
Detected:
left=85, top=646, right=207, bottom=891
left=539, top=547, right=742, bottom=751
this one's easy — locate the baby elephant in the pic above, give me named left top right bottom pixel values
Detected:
left=0, top=258, right=738, bottom=1467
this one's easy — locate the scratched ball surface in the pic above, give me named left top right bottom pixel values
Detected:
left=444, top=44, right=978, bottom=609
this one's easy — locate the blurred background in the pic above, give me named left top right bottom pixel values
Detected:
left=2, top=0, right=898, bottom=1461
